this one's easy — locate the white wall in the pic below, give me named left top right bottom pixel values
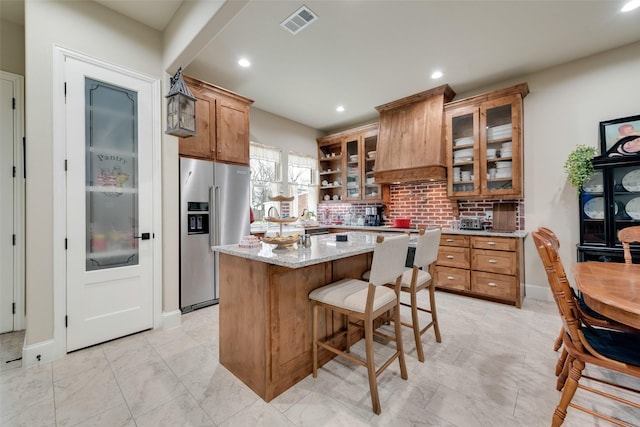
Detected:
left=24, top=0, right=163, bottom=346
left=0, top=19, right=25, bottom=75
left=522, top=41, right=640, bottom=295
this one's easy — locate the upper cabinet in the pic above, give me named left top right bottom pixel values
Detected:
left=179, top=75, right=254, bottom=165
left=444, top=83, right=529, bottom=199
left=317, top=123, right=382, bottom=203
left=374, top=85, right=455, bottom=184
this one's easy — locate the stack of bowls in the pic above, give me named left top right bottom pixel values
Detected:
left=495, top=160, right=512, bottom=178
left=487, top=124, right=512, bottom=140
left=452, top=167, right=461, bottom=182
left=454, top=136, right=473, bottom=147
left=500, top=141, right=513, bottom=158
left=453, top=148, right=473, bottom=163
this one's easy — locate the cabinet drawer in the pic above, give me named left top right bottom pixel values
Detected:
left=440, top=234, right=469, bottom=247
left=471, top=236, right=516, bottom=251
left=472, top=249, right=516, bottom=275
left=471, top=271, right=516, bottom=300
left=434, top=266, right=470, bottom=291
left=437, top=246, right=470, bottom=269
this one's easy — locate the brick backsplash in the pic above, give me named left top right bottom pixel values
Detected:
left=319, top=181, right=524, bottom=230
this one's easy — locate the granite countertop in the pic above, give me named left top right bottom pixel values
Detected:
left=325, top=224, right=528, bottom=239
left=214, top=232, right=384, bottom=269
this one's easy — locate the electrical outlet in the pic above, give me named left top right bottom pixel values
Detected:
left=485, top=211, right=493, bottom=220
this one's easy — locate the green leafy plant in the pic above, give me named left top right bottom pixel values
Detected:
left=564, top=145, right=598, bottom=192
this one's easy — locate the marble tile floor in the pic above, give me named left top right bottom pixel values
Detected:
left=1, top=291, right=639, bottom=427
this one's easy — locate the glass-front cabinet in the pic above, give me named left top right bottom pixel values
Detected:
left=317, top=123, right=380, bottom=203
left=579, top=151, right=640, bottom=263
left=444, top=84, right=528, bottom=199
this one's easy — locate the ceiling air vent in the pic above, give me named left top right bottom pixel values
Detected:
left=280, top=5, right=318, bottom=35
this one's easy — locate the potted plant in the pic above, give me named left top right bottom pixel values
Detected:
left=564, top=144, right=598, bottom=192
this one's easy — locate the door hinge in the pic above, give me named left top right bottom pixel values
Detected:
left=64, top=238, right=68, bottom=250
left=12, top=303, right=16, bottom=314
left=65, top=316, right=68, bottom=328
left=13, top=165, right=16, bottom=178
left=64, top=159, right=67, bottom=171
left=64, top=82, right=67, bottom=98
left=12, top=97, right=16, bottom=109
left=12, top=234, right=16, bottom=246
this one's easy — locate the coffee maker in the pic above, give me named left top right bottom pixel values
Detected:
left=365, top=207, right=383, bottom=226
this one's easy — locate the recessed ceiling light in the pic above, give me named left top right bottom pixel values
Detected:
left=431, top=70, right=443, bottom=79
left=336, top=106, right=345, bottom=112
left=621, top=0, right=640, bottom=11
left=238, top=58, right=251, bottom=67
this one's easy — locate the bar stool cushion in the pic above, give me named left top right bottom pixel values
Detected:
left=400, top=268, right=432, bottom=288
left=309, top=278, right=396, bottom=313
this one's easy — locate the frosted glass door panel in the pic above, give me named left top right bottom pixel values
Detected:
left=85, top=78, right=139, bottom=271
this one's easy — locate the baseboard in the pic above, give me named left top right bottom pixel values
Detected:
left=525, top=283, right=553, bottom=302
left=162, top=309, right=182, bottom=330
left=22, top=339, right=57, bottom=368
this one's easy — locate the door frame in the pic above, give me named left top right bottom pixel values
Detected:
left=0, top=70, right=25, bottom=332
left=51, top=46, right=162, bottom=360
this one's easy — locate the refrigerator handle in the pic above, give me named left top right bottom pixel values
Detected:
left=209, top=186, right=215, bottom=249
left=210, top=185, right=221, bottom=247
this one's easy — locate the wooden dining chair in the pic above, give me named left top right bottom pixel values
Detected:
left=535, top=227, right=640, bottom=381
left=388, top=228, right=442, bottom=362
left=309, top=234, right=409, bottom=415
left=532, top=231, right=640, bottom=427
left=618, top=226, right=640, bottom=264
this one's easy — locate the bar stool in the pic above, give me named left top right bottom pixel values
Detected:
left=364, top=228, right=442, bottom=362
left=309, top=233, right=409, bottom=415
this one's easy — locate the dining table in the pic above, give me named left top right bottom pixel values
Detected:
left=572, top=261, right=640, bottom=329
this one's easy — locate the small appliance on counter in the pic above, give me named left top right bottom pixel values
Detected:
left=459, top=216, right=484, bottom=230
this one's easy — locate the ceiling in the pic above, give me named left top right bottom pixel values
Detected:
left=3, top=1, right=640, bottom=132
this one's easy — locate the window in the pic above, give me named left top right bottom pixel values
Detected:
left=288, top=151, right=318, bottom=219
left=250, top=143, right=281, bottom=222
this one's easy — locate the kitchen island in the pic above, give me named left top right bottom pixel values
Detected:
left=213, top=232, right=387, bottom=401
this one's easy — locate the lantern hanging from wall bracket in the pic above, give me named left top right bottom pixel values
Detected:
left=165, top=67, right=197, bottom=138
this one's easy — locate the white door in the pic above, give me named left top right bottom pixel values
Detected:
left=0, top=75, right=15, bottom=333
left=65, top=57, right=154, bottom=352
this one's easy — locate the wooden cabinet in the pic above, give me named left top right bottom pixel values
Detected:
left=317, top=123, right=382, bottom=203
left=444, top=83, right=528, bottom=199
left=179, top=75, right=254, bottom=165
left=374, top=85, right=455, bottom=183
left=434, top=233, right=524, bottom=307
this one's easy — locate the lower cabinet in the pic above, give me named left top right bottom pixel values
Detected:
left=434, top=233, right=524, bottom=307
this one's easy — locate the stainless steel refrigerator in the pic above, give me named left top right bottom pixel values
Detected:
left=179, top=157, right=250, bottom=312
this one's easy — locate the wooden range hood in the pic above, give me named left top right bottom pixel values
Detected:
left=374, top=84, right=455, bottom=184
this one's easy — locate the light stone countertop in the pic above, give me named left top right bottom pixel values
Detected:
left=215, top=228, right=528, bottom=269
left=323, top=224, right=528, bottom=239
left=213, top=232, right=386, bottom=269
